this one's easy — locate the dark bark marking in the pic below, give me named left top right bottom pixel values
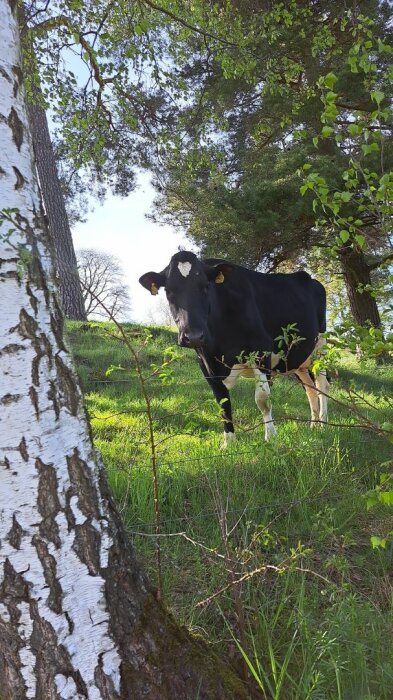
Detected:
left=55, top=354, right=79, bottom=416
left=8, top=514, right=23, bottom=549
left=29, top=385, right=39, bottom=417
left=0, top=561, right=30, bottom=700
left=12, top=165, right=25, bottom=189
left=72, top=522, right=101, bottom=576
left=18, top=436, right=29, bottom=462
left=36, top=458, right=61, bottom=548
left=0, top=343, right=25, bottom=355
left=95, top=657, right=122, bottom=700
left=0, top=393, right=21, bottom=405
left=0, top=270, right=20, bottom=282
left=8, top=0, right=18, bottom=14
left=1, top=455, right=11, bottom=469
left=66, top=451, right=101, bottom=522
left=7, top=107, right=23, bottom=151
left=1, top=560, right=29, bottom=621
left=26, top=283, right=38, bottom=314
left=32, top=536, right=62, bottom=614
left=47, top=380, right=60, bottom=419
left=64, top=610, right=74, bottom=634
left=31, top=332, right=53, bottom=386
left=15, top=307, right=38, bottom=340
left=31, top=351, right=41, bottom=387
left=29, top=601, right=88, bottom=700
left=0, top=165, right=6, bottom=176
left=12, top=65, right=23, bottom=97
left=50, top=295, right=67, bottom=352
left=0, top=66, right=12, bottom=83
left=16, top=209, right=53, bottom=308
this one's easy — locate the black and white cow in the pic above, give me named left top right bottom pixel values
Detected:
left=139, top=251, right=328, bottom=446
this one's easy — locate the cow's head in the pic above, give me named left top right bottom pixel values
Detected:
left=139, top=251, right=232, bottom=348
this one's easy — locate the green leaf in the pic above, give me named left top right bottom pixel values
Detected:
left=379, top=491, right=393, bottom=505
left=366, top=492, right=379, bottom=510
left=371, top=536, right=386, bottom=549
left=323, top=104, right=338, bottom=120
left=321, top=126, right=334, bottom=137
left=354, top=234, right=365, bottom=248
left=362, top=143, right=379, bottom=156
left=377, top=39, right=392, bottom=54
left=313, top=136, right=319, bottom=147
left=348, top=123, right=361, bottom=137
left=339, top=230, right=350, bottom=243
left=324, top=72, right=338, bottom=89
left=371, top=90, right=384, bottom=106
left=325, top=91, right=337, bottom=103
left=302, top=163, right=312, bottom=170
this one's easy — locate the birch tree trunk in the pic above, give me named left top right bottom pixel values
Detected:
left=0, top=2, right=246, bottom=698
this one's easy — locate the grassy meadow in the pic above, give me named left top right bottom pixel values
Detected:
left=66, top=321, right=393, bottom=700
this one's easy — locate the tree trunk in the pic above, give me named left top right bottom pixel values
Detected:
left=338, top=244, right=382, bottom=327
left=0, top=3, right=247, bottom=698
left=22, top=23, right=86, bottom=321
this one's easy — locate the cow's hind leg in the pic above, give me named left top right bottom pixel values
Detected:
left=295, top=368, right=320, bottom=427
left=253, top=369, right=276, bottom=440
left=315, top=370, right=329, bottom=424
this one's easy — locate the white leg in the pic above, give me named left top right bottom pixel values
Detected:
left=222, top=431, right=236, bottom=448
left=253, top=369, right=276, bottom=440
left=315, top=370, right=329, bottom=424
left=295, top=368, right=320, bottom=427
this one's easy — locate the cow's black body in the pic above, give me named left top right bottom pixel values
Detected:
left=140, top=251, right=327, bottom=440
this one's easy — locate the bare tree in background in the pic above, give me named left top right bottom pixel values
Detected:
left=77, top=248, right=132, bottom=320
left=146, top=294, right=174, bottom=326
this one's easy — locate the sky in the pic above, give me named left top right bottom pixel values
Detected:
left=71, top=171, right=189, bottom=322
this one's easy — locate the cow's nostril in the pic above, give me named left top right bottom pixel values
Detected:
left=179, top=333, right=190, bottom=347
left=187, top=332, right=205, bottom=347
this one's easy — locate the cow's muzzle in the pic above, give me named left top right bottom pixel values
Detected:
left=179, top=330, right=206, bottom=348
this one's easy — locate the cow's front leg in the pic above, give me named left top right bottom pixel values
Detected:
left=207, top=377, right=235, bottom=447
left=253, top=369, right=276, bottom=440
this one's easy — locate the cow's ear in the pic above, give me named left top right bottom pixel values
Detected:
left=139, top=271, right=166, bottom=295
left=206, top=263, right=233, bottom=285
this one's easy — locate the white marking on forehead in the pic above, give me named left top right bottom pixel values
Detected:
left=178, top=261, right=192, bottom=277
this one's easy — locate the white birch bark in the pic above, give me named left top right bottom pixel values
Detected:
left=0, top=3, right=247, bottom=698
left=0, top=2, right=122, bottom=696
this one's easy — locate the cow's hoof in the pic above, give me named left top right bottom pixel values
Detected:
left=264, top=424, right=277, bottom=441
left=222, top=432, right=236, bottom=449
left=310, top=420, right=323, bottom=429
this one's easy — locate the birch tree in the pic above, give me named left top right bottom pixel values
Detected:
left=0, top=1, right=246, bottom=697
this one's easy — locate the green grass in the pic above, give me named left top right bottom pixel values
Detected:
left=66, top=321, right=393, bottom=700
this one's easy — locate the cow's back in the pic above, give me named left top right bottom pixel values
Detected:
left=204, top=260, right=326, bottom=371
